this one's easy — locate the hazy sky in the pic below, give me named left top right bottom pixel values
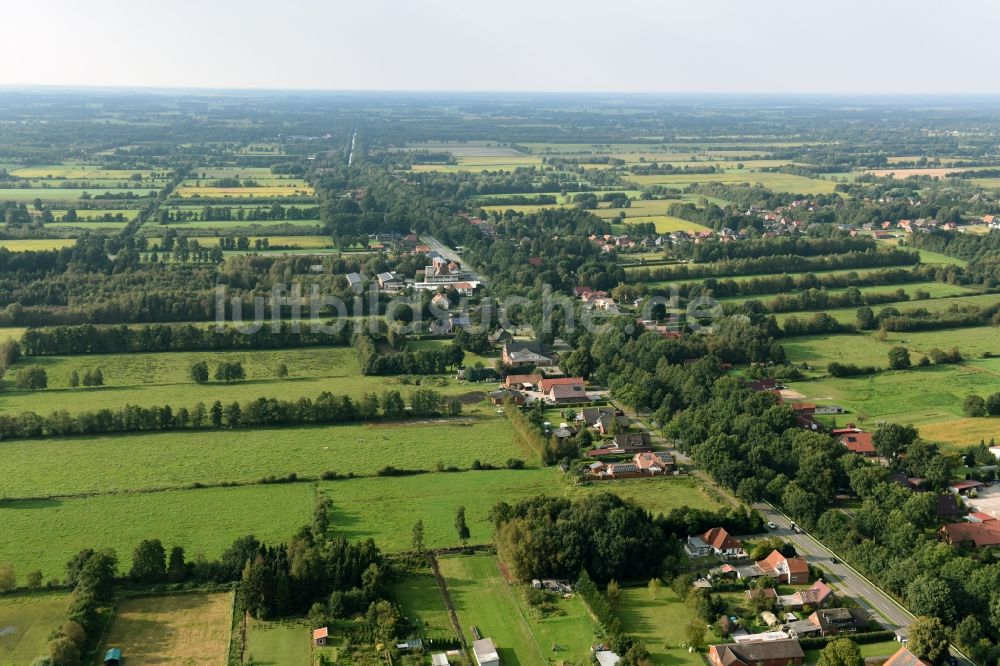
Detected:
left=3, top=0, right=999, bottom=94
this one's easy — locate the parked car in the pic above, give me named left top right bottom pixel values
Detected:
left=766, top=521, right=777, bottom=530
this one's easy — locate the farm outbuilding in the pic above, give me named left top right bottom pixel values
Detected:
left=313, top=626, right=329, bottom=645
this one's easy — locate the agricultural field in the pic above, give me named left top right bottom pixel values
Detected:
left=0, top=238, right=75, bottom=251
left=0, top=418, right=530, bottom=499
left=174, top=185, right=314, bottom=198
left=151, top=219, right=323, bottom=231
left=614, top=586, right=719, bottom=666
left=100, top=592, right=233, bottom=666
left=624, top=171, right=838, bottom=194
left=0, top=188, right=153, bottom=203
left=9, top=165, right=161, bottom=180
left=244, top=617, right=319, bottom=665
left=0, top=328, right=26, bottom=342
left=0, top=346, right=480, bottom=415
left=782, top=333, right=895, bottom=369
left=410, top=155, right=543, bottom=172
left=49, top=208, right=140, bottom=220
left=392, top=571, right=454, bottom=638
left=0, top=483, right=313, bottom=578
left=0, top=593, right=69, bottom=665
left=438, top=552, right=597, bottom=666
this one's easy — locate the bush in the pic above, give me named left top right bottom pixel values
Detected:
left=15, top=365, right=47, bottom=390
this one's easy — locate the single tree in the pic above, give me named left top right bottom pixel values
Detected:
left=130, top=539, right=167, bottom=583
left=648, top=577, right=662, bottom=600
left=167, top=546, right=187, bottom=582
left=908, top=616, right=951, bottom=665
left=275, top=363, right=289, bottom=379
left=412, top=519, right=425, bottom=554
left=26, top=569, right=43, bottom=588
left=888, top=346, right=911, bottom=370
left=190, top=361, right=209, bottom=384
left=607, top=579, right=622, bottom=606
left=964, top=394, right=987, bottom=417
left=454, top=506, right=470, bottom=545
left=0, top=563, right=14, bottom=591
left=817, top=638, right=864, bottom=666
left=68, top=370, right=80, bottom=388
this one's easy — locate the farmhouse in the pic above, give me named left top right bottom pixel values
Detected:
left=707, top=638, right=804, bottom=666
left=756, top=550, right=809, bottom=584
left=502, top=341, right=554, bottom=367
left=686, top=527, right=747, bottom=559
left=473, top=638, right=500, bottom=666
left=838, top=432, right=876, bottom=456
left=545, top=382, right=587, bottom=404
left=589, top=452, right=673, bottom=479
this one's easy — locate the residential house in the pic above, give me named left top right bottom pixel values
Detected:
left=584, top=433, right=652, bottom=458
left=707, top=639, right=804, bottom=666
left=777, top=580, right=833, bottom=610
left=839, top=432, right=876, bottom=457
left=502, top=341, right=554, bottom=367
left=488, top=329, right=513, bottom=347
left=632, top=451, right=674, bottom=475
left=576, top=406, right=616, bottom=427
left=590, top=452, right=675, bottom=480
left=784, top=620, right=822, bottom=639
left=883, top=647, right=932, bottom=666
left=757, top=550, right=809, bottom=584
left=806, top=608, right=869, bottom=636
left=431, top=293, right=450, bottom=310
left=686, top=527, right=748, bottom=559
left=939, top=521, right=1000, bottom=548
left=473, top=638, right=500, bottom=666
left=595, top=412, right=630, bottom=435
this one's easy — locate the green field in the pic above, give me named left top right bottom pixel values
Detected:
left=150, top=219, right=323, bottom=231
left=10, top=166, right=159, bottom=179
left=774, top=292, right=1000, bottom=325
left=0, top=346, right=480, bottom=415
left=624, top=171, right=838, bottom=194
left=0, top=483, right=313, bottom=579
left=50, top=208, right=141, bottom=220
left=0, top=328, right=26, bottom=342
left=0, top=238, right=76, bottom=251
left=0, top=188, right=153, bottom=202
left=323, top=472, right=722, bottom=552
left=782, top=333, right=893, bottom=369
left=393, top=571, right=455, bottom=638
left=614, top=586, right=719, bottom=666
left=716, top=281, right=975, bottom=306
left=438, top=553, right=597, bottom=666
left=0, top=593, right=69, bottom=665
left=245, top=617, right=317, bottom=665
left=0, top=417, right=529, bottom=499
left=174, top=185, right=314, bottom=198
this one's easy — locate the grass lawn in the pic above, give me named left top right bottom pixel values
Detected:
left=0, top=417, right=530, bottom=498
left=0, top=346, right=481, bottom=414
left=614, top=586, right=718, bottom=666
left=0, top=238, right=76, bottom=251
left=0, top=593, right=69, bottom=665
left=0, top=484, right=313, bottom=578
left=393, top=571, right=455, bottom=638
left=782, top=333, right=893, bottom=369
left=245, top=617, right=316, bottom=665
left=804, top=640, right=900, bottom=664
left=438, top=553, right=548, bottom=666
left=101, top=592, right=233, bottom=665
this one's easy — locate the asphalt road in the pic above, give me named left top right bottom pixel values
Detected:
left=752, top=503, right=914, bottom=629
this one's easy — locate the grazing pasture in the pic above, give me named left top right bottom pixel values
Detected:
left=151, top=219, right=322, bottom=231
left=320, top=471, right=721, bottom=553
left=0, top=593, right=69, bottom=666
left=101, top=592, right=233, bottom=666
left=716, top=280, right=975, bottom=305
left=0, top=483, right=312, bottom=578
left=0, top=188, right=153, bottom=203
left=409, top=155, right=543, bottom=172
left=0, top=346, right=478, bottom=415
left=773, top=292, right=1000, bottom=325
left=0, top=418, right=529, bottom=498
left=9, top=165, right=159, bottom=179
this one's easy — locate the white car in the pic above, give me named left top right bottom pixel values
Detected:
left=766, top=521, right=777, bottom=529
